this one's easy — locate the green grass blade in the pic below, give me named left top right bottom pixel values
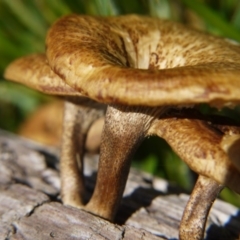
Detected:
left=148, top=0, right=171, bottom=19
left=1, top=0, right=46, bottom=38
left=182, top=0, right=240, bottom=41
left=84, top=0, right=119, bottom=16
left=231, top=1, right=240, bottom=29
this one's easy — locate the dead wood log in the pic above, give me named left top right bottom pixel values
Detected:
left=0, top=130, right=240, bottom=240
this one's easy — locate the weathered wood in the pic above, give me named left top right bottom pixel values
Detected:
left=0, top=130, right=240, bottom=240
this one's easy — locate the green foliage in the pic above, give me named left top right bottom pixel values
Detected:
left=0, top=0, right=240, bottom=206
left=182, top=0, right=240, bottom=40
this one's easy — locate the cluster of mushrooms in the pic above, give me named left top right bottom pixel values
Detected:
left=5, top=14, right=240, bottom=240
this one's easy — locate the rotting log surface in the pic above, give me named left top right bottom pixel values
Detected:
left=0, top=129, right=240, bottom=240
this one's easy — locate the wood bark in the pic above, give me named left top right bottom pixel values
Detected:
left=0, top=129, right=240, bottom=240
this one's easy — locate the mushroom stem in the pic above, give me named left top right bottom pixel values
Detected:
left=61, top=100, right=104, bottom=207
left=85, top=105, right=162, bottom=220
left=179, top=175, right=223, bottom=240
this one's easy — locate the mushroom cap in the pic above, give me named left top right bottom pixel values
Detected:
left=5, top=14, right=240, bottom=107
left=45, top=14, right=240, bottom=107
left=4, top=54, right=81, bottom=96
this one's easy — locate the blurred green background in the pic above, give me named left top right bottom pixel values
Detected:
left=0, top=0, right=240, bottom=206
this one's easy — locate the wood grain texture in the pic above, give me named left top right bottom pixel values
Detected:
left=0, top=130, right=240, bottom=240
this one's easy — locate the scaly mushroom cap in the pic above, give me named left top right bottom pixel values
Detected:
left=45, top=14, right=240, bottom=107
left=5, top=14, right=240, bottom=108
left=4, top=54, right=81, bottom=96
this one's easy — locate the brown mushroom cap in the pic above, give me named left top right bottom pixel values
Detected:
left=4, top=54, right=81, bottom=96
left=45, top=14, right=240, bottom=107
left=4, top=15, right=240, bottom=108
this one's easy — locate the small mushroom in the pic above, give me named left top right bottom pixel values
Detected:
left=19, top=100, right=104, bottom=152
left=5, top=14, right=240, bottom=240
left=5, top=53, right=106, bottom=206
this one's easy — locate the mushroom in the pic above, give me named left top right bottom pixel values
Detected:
left=5, top=53, right=106, bottom=206
left=19, top=100, right=104, bottom=152
left=4, top=14, right=240, bottom=240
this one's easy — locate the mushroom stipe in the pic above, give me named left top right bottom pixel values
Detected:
left=4, top=14, right=240, bottom=240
